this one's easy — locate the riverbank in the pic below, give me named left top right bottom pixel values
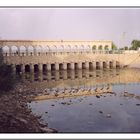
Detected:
left=0, top=83, right=57, bottom=133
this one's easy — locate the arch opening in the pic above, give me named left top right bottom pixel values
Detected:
left=25, top=65, right=30, bottom=73
left=109, top=61, right=113, bottom=68
left=96, top=62, right=100, bottom=69
left=98, top=45, right=103, bottom=50
left=16, top=65, right=21, bottom=74
left=82, top=62, right=86, bottom=69
left=2, top=46, right=9, bottom=54
left=34, top=64, right=39, bottom=73
left=51, top=64, right=56, bottom=71
left=89, top=62, right=93, bottom=70
left=59, top=63, right=63, bottom=70
left=103, top=62, right=107, bottom=69
left=105, top=45, right=109, bottom=50
left=116, top=61, right=120, bottom=68
left=92, top=45, right=96, bottom=50
left=67, top=63, right=71, bottom=70
left=43, top=64, right=47, bottom=72
left=74, top=63, right=78, bottom=70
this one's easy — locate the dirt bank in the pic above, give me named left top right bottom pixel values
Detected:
left=0, top=83, right=57, bottom=133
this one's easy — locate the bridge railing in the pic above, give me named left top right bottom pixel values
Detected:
left=2, top=50, right=139, bottom=57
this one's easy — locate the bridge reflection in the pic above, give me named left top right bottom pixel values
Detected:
left=18, top=69, right=140, bottom=90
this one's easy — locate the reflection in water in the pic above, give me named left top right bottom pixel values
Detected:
left=19, top=69, right=140, bottom=91
left=28, top=68, right=140, bottom=132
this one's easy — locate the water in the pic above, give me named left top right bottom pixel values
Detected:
left=28, top=68, right=140, bottom=132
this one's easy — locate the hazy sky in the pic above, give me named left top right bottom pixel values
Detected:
left=0, top=8, right=140, bottom=48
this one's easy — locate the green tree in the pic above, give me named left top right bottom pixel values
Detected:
left=130, top=40, right=140, bottom=50
left=0, top=48, right=16, bottom=92
left=124, top=46, right=129, bottom=50
left=111, top=42, right=117, bottom=50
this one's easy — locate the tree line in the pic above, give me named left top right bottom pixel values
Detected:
left=119, top=40, right=140, bottom=50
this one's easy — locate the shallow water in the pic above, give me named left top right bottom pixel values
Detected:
left=29, top=68, right=140, bottom=132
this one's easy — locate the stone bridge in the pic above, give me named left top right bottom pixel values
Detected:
left=0, top=40, right=140, bottom=73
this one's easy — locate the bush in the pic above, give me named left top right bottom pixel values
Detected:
left=0, top=49, right=16, bottom=92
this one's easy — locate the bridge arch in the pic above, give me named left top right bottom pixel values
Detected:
left=98, top=45, right=103, bottom=50
left=72, top=45, right=78, bottom=52
left=2, top=46, right=10, bottom=54
left=92, top=45, right=96, bottom=50
left=103, top=61, right=107, bottom=68
left=96, top=61, right=100, bottom=69
left=50, top=45, right=57, bottom=52
left=89, top=62, right=93, bottom=70
left=25, top=64, right=30, bottom=73
left=79, top=45, right=85, bottom=52
left=19, top=46, right=26, bottom=55
left=28, top=46, right=34, bottom=55
left=58, top=45, right=64, bottom=52
left=42, top=46, right=50, bottom=53
left=35, top=46, right=42, bottom=55
left=109, top=61, right=113, bottom=68
left=116, top=61, right=120, bottom=68
left=11, top=46, right=18, bottom=55
left=87, top=45, right=91, bottom=52
left=104, top=45, right=109, bottom=50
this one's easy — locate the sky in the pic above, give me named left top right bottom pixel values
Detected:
left=0, top=8, right=140, bottom=48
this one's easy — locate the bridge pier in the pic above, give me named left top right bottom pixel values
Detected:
left=63, top=71, right=67, bottom=80
left=63, top=63, right=67, bottom=70
left=100, top=61, right=103, bottom=69
left=47, top=64, right=51, bottom=71
left=77, top=70, right=82, bottom=78
left=112, top=61, right=116, bottom=69
left=78, top=62, right=82, bottom=69
left=55, top=63, right=59, bottom=71
left=39, top=63, right=43, bottom=72
left=21, top=64, right=25, bottom=73
left=71, top=63, right=75, bottom=70
left=92, top=61, right=96, bottom=69
left=85, top=62, right=89, bottom=69
left=30, top=64, right=34, bottom=73
left=70, top=70, right=75, bottom=79
left=106, top=61, right=110, bottom=69
left=11, top=64, right=16, bottom=74
left=55, top=71, right=60, bottom=80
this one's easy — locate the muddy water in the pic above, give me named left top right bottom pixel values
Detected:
left=28, top=68, right=140, bottom=132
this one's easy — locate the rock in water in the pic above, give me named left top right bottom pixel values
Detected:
left=106, top=114, right=111, bottom=118
left=40, top=127, right=58, bottom=133
left=99, top=111, right=103, bottom=114
left=96, top=95, right=100, bottom=98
